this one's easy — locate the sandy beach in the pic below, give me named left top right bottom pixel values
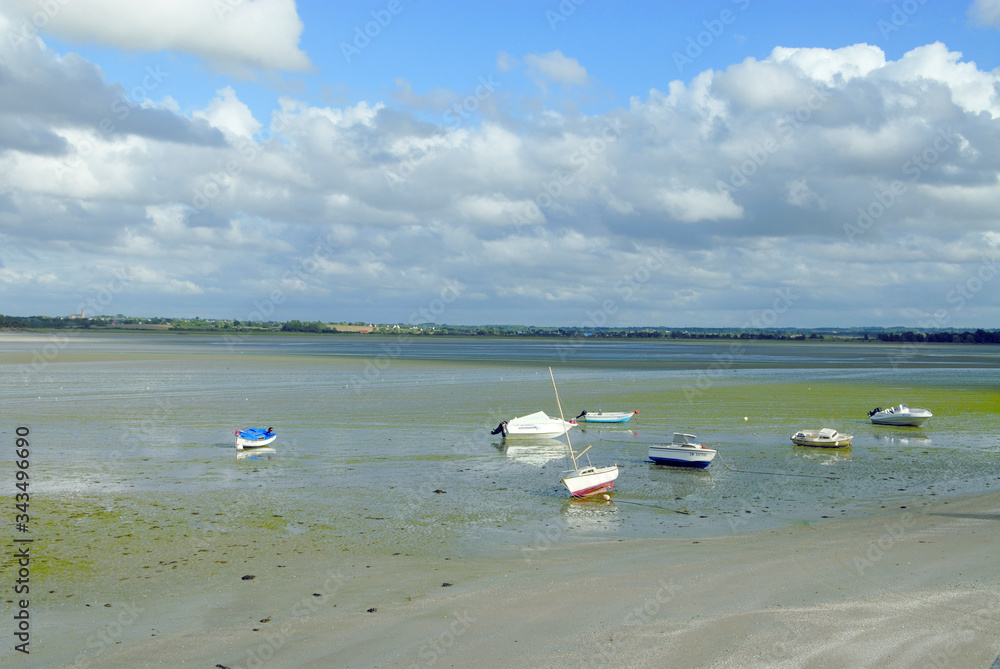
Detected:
left=16, top=490, right=997, bottom=668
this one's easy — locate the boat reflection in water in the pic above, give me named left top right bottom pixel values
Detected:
left=494, top=438, right=568, bottom=466
left=562, top=496, right=621, bottom=532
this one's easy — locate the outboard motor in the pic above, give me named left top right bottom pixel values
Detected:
left=490, top=421, right=507, bottom=436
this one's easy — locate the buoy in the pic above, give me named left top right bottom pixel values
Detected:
left=744, top=416, right=749, bottom=421
left=603, top=494, right=611, bottom=500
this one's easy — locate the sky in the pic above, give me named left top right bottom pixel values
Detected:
left=1, top=0, right=999, bottom=329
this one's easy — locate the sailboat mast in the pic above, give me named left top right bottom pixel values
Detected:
left=548, top=366, right=577, bottom=469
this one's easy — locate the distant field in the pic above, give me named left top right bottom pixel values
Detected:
left=329, top=324, right=372, bottom=333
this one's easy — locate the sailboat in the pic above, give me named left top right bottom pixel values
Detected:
left=548, top=368, right=620, bottom=497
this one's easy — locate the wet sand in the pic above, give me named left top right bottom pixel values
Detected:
left=16, top=491, right=1000, bottom=668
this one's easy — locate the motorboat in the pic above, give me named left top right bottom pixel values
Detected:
left=868, top=404, right=932, bottom=427
left=491, top=411, right=576, bottom=438
left=575, top=410, right=639, bottom=423
left=235, top=427, right=276, bottom=450
left=648, top=433, right=716, bottom=468
left=790, top=428, right=852, bottom=448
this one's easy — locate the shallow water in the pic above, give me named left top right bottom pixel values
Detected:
left=2, top=333, right=999, bottom=571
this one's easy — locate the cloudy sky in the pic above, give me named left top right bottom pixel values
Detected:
left=1, top=0, right=999, bottom=328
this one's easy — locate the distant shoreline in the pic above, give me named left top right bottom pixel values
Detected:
left=2, top=320, right=999, bottom=345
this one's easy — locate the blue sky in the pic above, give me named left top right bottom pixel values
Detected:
left=2, top=0, right=1000, bottom=327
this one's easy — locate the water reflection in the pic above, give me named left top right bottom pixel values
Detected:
left=870, top=430, right=933, bottom=446
left=562, top=496, right=620, bottom=532
left=493, top=438, right=569, bottom=466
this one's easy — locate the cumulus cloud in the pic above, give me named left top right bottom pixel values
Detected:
left=2, top=0, right=311, bottom=72
left=1, top=37, right=999, bottom=326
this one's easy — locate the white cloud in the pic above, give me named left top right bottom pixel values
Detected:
left=194, top=87, right=262, bottom=138
left=969, top=0, right=1000, bottom=29
left=2, top=37, right=1000, bottom=325
left=524, top=50, right=590, bottom=87
left=4, top=0, right=311, bottom=72
left=657, top=187, right=743, bottom=223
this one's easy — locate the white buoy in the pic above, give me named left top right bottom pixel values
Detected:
left=744, top=416, right=748, bottom=421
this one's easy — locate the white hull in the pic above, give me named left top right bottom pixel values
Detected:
left=575, top=410, right=638, bottom=423
left=235, top=431, right=277, bottom=450
left=493, top=411, right=575, bottom=438
left=648, top=433, right=716, bottom=467
left=791, top=428, right=852, bottom=448
left=562, top=465, right=619, bottom=497
left=869, top=404, right=932, bottom=427
left=648, top=444, right=716, bottom=467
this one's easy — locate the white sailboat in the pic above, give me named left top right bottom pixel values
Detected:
left=548, top=368, right=619, bottom=498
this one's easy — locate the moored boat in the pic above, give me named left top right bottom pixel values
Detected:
left=561, top=463, right=619, bottom=497
left=235, top=427, right=276, bottom=450
left=648, top=433, right=716, bottom=468
left=868, top=404, right=932, bottom=427
left=547, top=368, right=619, bottom=498
left=790, top=428, right=852, bottom=448
left=575, top=410, right=638, bottom=423
left=491, top=411, right=576, bottom=438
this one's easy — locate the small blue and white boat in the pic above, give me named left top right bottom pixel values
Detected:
left=235, top=427, right=276, bottom=450
left=648, top=433, right=716, bottom=468
left=575, top=410, right=638, bottom=423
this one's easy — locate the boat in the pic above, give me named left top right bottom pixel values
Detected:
left=790, top=428, right=853, bottom=448
left=868, top=404, right=932, bottom=427
left=490, top=411, right=576, bottom=438
left=235, top=427, right=276, bottom=450
left=548, top=368, right=619, bottom=497
left=575, top=410, right=638, bottom=423
left=561, top=461, right=620, bottom=497
left=648, top=433, right=716, bottom=468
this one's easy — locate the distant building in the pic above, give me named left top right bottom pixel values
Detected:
left=66, top=310, right=85, bottom=319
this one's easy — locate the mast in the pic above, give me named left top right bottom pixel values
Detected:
left=548, top=366, right=578, bottom=469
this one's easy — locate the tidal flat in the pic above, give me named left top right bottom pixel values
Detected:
left=1, top=333, right=999, bottom=666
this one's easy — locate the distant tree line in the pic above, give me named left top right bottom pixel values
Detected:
left=280, top=320, right=330, bottom=333
left=2, top=314, right=999, bottom=344
left=875, top=329, right=1000, bottom=344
